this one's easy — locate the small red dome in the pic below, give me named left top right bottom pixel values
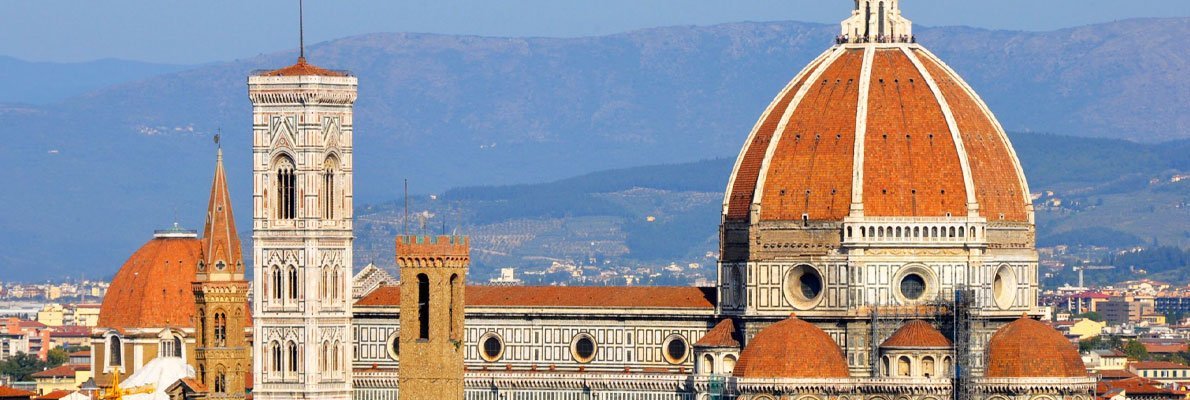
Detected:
left=985, top=317, right=1087, bottom=378
left=98, top=236, right=201, bottom=330
left=733, top=316, right=850, bottom=379
left=881, top=320, right=951, bottom=349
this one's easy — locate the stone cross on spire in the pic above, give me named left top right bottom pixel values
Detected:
left=841, top=0, right=913, bottom=42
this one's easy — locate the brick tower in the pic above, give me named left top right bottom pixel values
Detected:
left=193, top=147, right=251, bottom=398
left=396, top=235, right=469, bottom=399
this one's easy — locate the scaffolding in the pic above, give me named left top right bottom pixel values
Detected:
left=862, top=285, right=975, bottom=400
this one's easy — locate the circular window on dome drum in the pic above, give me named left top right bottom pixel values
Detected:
left=478, top=332, right=504, bottom=362
left=783, top=264, right=824, bottom=310
left=662, top=334, right=689, bottom=365
left=893, top=266, right=936, bottom=303
left=386, top=333, right=399, bottom=361
left=571, top=333, right=597, bottom=364
left=992, top=265, right=1017, bottom=310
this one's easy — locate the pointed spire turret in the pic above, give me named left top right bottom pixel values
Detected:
left=199, top=147, right=243, bottom=278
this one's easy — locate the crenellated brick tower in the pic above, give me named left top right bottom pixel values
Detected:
left=396, top=235, right=469, bottom=399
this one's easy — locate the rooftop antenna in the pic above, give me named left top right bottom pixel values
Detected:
left=299, top=0, right=306, bottom=60
left=403, top=179, right=409, bottom=235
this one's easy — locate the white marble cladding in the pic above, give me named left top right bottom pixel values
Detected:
left=842, top=217, right=988, bottom=247
left=353, top=311, right=711, bottom=373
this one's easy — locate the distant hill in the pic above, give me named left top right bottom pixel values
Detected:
left=0, top=56, right=190, bottom=105
left=1, top=19, right=1187, bottom=281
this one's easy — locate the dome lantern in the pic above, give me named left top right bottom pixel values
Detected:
left=841, top=0, right=913, bottom=42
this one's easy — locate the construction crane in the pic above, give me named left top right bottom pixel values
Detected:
left=1072, top=265, right=1115, bottom=288
left=97, top=367, right=156, bottom=400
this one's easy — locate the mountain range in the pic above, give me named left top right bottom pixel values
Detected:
left=0, top=18, right=1186, bottom=282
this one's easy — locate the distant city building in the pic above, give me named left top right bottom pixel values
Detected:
left=487, top=268, right=523, bottom=286
left=1101, top=296, right=1154, bottom=326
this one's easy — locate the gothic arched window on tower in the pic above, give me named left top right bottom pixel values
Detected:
left=275, top=156, right=296, bottom=220
left=333, top=340, right=342, bottom=372
left=288, top=266, right=299, bottom=300
left=271, top=341, right=282, bottom=373
left=287, top=340, right=299, bottom=372
left=214, top=312, right=227, bottom=347
left=214, top=367, right=226, bottom=393
left=322, top=157, right=337, bottom=220
left=272, top=267, right=282, bottom=301
left=417, top=274, right=430, bottom=340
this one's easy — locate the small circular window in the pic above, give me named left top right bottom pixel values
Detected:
left=784, top=264, right=824, bottom=310
left=992, top=265, right=1017, bottom=310
left=386, top=333, right=399, bottom=361
left=899, top=273, right=927, bottom=300
left=478, top=333, right=504, bottom=362
left=663, top=335, right=689, bottom=365
left=571, top=334, right=597, bottom=364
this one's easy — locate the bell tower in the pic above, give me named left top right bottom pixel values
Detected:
left=396, top=235, right=468, bottom=400
left=248, top=55, right=357, bottom=400
left=193, top=147, right=250, bottom=399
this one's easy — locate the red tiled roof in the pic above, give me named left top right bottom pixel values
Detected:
left=733, top=315, right=850, bottom=379
left=98, top=237, right=201, bottom=330
left=725, top=45, right=1030, bottom=223
left=68, top=350, right=90, bottom=357
left=49, top=326, right=90, bottom=337
left=355, top=285, right=716, bottom=309
left=1142, top=343, right=1189, bottom=354
left=1098, top=377, right=1186, bottom=396
left=0, top=386, right=34, bottom=397
left=18, top=320, right=47, bottom=329
left=1132, top=361, right=1190, bottom=370
left=35, top=390, right=73, bottom=400
left=986, top=316, right=1087, bottom=378
left=881, top=320, right=952, bottom=349
left=31, top=364, right=88, bottom=378
left=694, top=319, right=739, bottom=348
left=259, top=57, right=347, bottom=77
left=1097, top=370, right=1139, bottom=380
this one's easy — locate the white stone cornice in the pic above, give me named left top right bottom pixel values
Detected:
left=752, top=46, right=848, bottom=221
left=902, top=46, right=980, bottom=217
left=848, top=45, right=876, bottom=217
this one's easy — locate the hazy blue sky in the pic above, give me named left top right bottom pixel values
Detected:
left=3, top=0, right=1187, bottom=64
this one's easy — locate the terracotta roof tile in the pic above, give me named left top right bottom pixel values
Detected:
left=0, top=386, right=34, bottom=398
left=880, top=320, right=951, bottom=348
left=733, top=315, right=850, bottom=379
left=356, top=285, right=715, bottom=309
left=31, top=364, right=88, bottom=378
left=694, top=319, right=740, bottom=348
left=759, top=49, right=864, bottom=221
left=34, top=390, right=72, bottom=400
left=986, top=316, right=1087, bottom=378
left=1132, top=361, right=1190, bottom=370
left=259, top=57, right=347, bottom=77
left=98, top=237, right=201, bottom=330
left=200, top=149, right=243, bottom=275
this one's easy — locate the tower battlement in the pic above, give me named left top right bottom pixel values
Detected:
left=395, top=235, right=470, bottom=260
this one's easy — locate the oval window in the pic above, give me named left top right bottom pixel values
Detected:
left=572, top=334, right=597, bottom=363
left=663, top=335, right=688, bottom=364
left=900, top=273, right=926, bottom=300
left=479, top=333, right=504, bottom=362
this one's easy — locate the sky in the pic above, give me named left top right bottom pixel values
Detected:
left=2, top=0, right=1188, bottom=64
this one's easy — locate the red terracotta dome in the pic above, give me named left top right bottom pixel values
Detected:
left=733, top=315, right=850, bottom=379
left=98, top=234, right=201, bottom=330
left=881, top=320, right=951, bottom=349
left=985, top=316, right=1087, bottom=378
left=723, top=43, right=1031, bottom=224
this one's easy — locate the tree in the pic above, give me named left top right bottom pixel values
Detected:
left=46, top=348, right=68, bottom=367
left=1077, top=312, right=1104, bottom=322
left=1124, top=340, right=1150, bottom=361
left=0, top=352, right=46, bottom=381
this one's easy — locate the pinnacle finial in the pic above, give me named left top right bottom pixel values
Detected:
left=840, top=0, right=914, bottom=44
left=299, top=0, right=305, bottom=60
